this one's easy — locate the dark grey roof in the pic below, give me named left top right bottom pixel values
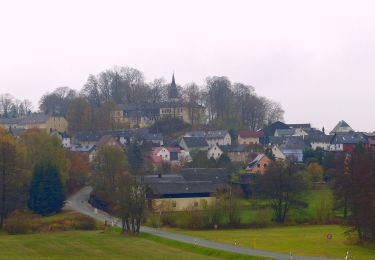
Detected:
left=180, top=168, right=230, bottom=184
left=205, top=130, right=229, bottom=139
left=182, top=137, right=209, bottom=148
left=142, top=132, right=163, bottom=141
left=268, top=136, right=285, bottom=145
left=147, top=182, right=216, bottom=196
left=184, top=131, right=206, bottom=137
left=218, top=144, right=247, bottom=153
left=141, top=168, right=230, bottom=197
left=287, top=123, right=311, bottom=129
left=280, top=138, right=308, bottom=150
left=331, top=132, right=367, bottom=144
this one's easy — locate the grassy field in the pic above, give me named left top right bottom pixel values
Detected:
left=240, top=189, right=336, bottom=224
left=164, top=225, right=375, bottom=259
left=0, top=231, right=266, bottom=260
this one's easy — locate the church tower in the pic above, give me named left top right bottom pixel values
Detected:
left=168, top=73, right=179, bottom=102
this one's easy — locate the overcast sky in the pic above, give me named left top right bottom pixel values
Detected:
left=1, top=0, right=374, bottom=132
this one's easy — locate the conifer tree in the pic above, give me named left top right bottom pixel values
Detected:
left=28, top=164, right=65, bottom=215
left=127, top=143, right=143, bottom=174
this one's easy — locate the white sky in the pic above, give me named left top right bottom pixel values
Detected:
left=1, top=0, right=375, bottom=132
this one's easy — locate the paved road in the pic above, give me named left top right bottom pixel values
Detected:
left=66, top=187, right=338, bottom=260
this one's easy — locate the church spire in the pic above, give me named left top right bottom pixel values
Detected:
left=168, top=73, right=179, bottom=101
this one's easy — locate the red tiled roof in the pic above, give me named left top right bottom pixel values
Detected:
left=238, top=131, right=263, bottom=138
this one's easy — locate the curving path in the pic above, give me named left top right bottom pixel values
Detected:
left=65, top=186, right=338, bottom=260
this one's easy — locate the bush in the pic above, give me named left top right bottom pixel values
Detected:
left=4, top=210, right=41, bottom=235
left=72, top=215, right=97, bottom=230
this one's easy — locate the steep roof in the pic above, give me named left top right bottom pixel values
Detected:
left=261, top=121, right=290, bottom=136
left=330, top=120, right=354, bottom=134
left=182, top=137, right=209, bottom=148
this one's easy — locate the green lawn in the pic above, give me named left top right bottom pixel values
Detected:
left=0, top=231, right=265, bottom=260
left=163, top=225, right=375, bottom=259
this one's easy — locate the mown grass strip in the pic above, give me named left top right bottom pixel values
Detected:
left=140, top=232, right=268, bottom=260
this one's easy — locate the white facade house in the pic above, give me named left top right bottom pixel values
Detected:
left=272, top=145, right=287, bottom=160
left=207, top=144, right=224, bottom=160
left=205, top=130, right=231, bottom=147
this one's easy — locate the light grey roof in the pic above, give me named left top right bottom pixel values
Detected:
left=205, top=130, right=229, bottom=139
left=275, top=128, right=295, bottom=137
left=18, top=113, right=52, bottom=125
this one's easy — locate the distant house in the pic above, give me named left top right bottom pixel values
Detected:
left=329, top=132, right=367, bottom=153
left=205, top=130, right=231, bottom=147
left=272, top=145, right=287, bottom=160
left=237, top=131, right=262, bottom=145
left=245, top=154, right=272, bottom=174
left=152, top=146, right=190, bottom=163
left=330, top=120, right=354, bottom=135
left=51, top=131, right=71, bottom=149
left=260, top=121, right=290, bottom=144
left=0, top=114, right=68, bottom=133
left=274, top=128, right=308, bottom=138
left=70, top=144, right=96, bottom=162
left=279, top=138, right=308, bottom=162
left=208, top=144, right=250, bottom=162
left=309, top=134, right=333, bottom=151
left=179, top=137, right=209, bottom=152
left=364, top=133, right=375, bottom=148
left=142, top=168, right=229, bottom=212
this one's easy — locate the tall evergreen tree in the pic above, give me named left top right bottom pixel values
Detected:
left=127, top=143, right=143, bottom=175
left=28, top=164, right=65, bottom=215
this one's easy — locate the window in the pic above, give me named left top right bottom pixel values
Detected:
left=194, top=201, right=198, bottom=207
left=172, top=201, right=177, bottom=207
left=264, top=164, right=267, bottom=168
left=257, top=164, right=260, bottom=168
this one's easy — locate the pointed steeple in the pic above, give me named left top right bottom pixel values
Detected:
left=171, top=73, right=176, bottom=88
left=168, top=73, right=179, bottom=101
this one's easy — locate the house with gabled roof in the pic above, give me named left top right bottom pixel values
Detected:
left=329, top=132, right=367, bottom=153
left=237, top=131, right=262, bottom=145
left=0, top=113, right=68, bottom=133
left=330, top=120, right=354, bottom=134
left=207, top=144, right=250, bottom=162
left=142, top=168, right=229, bottom=212
left=179, top=137, right=209, bottom=152
left=205, top=130, right=231, bottom=147
left=245, top=154, right=272, bottom=174
left=279, top=138, right=308, bottom=162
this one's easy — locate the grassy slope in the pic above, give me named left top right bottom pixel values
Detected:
left=164, top=225, right=375, bottom=259
left=0, top=231, right=266, bottom=260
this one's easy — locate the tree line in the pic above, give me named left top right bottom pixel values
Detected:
left=0, top=66, right=285, bottom=133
